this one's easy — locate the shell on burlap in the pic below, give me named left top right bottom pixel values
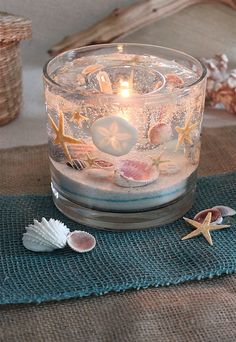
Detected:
left=194, top=208, right=223, bottom=224
left=22, top=218, right=70, bottom=252
left=67, top=231, right=96, bottom=253
left=212, top=205, right=236, bottom=217
left=23, top=218, right=97, bottom=253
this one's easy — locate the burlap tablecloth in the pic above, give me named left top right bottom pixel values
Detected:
left=0, top=126, right=236, bottom=342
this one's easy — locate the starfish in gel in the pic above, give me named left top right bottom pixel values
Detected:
left=70, top=111, right=89, bottom=127
left=175, top=116, right=198, bottom=151
left=182, top=212, right=230, bottom=246
left=149, top=153, right=169, bottom=169
left=49, top=111, right=84, bottom=162
left=91, top=115, right=138, bottom=156
left=83, top=153, right=99, bottom=168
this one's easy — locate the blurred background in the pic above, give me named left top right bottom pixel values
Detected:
left=0, top=0, right=235, bottom=147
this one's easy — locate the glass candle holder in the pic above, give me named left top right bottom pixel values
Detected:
left=43, top=43, right=207, bottom=230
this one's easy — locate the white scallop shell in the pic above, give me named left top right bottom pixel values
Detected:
left=67, top=231, right=96, bottom=253
left=22, top=218, right=70, bottom=252
left=212, top=205, right=236, bottom=217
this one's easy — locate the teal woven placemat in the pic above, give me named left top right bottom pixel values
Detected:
left=1, top=172, right=236, bottom=304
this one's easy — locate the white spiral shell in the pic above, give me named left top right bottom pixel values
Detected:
left=22, top=218, right=70, bottom=252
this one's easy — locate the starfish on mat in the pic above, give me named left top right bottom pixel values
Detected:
left=49, top=111, right=84, bottom=162
left=182, top=212, right=230, bottom=246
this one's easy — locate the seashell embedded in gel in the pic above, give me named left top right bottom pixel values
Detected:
left=67, top=231, right=96, bottom=253
left=96, top=71, right=113, bottom=94
left=23, top=218, right=70, bottom=252
left=82, top=64, right=103, bottom=76
left=159, top=162, right=180, bottom=176
left=93, top=159, right=114, bottom=170
left=212, top=205, right=236, bottom=217
left=166, top=74, right=184, bottom=89
left=194, top=208, right=223, bottom=224
left=114, top=159, right=159, bottom=187
left=66, top=159, right=87, bottom=171
left=148, top=122, right=172, bottom=145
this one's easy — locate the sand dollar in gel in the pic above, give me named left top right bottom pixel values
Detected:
left=91, top=115, right=138, bottom=156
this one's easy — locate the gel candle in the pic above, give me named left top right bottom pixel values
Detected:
left=43, top=43, right=207, bottom=230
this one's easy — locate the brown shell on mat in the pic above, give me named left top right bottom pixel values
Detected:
left=194, top=208, right=223, bottom=224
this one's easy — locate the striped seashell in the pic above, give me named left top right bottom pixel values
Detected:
left=23, top=218, right=70, bottom=252
left=66, top=159, right=87, bottom=171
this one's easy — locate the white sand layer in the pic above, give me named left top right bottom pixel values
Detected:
left=50, top=157, right=197, bottom=212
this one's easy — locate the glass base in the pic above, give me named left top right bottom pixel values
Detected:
left=51, top=182, right=195, bottom=231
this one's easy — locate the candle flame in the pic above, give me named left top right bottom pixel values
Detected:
left=119, top=79, right=131, bottom=97
left=120, top=89, right=130, bottom=98
left=117, top=44, right=124, bottom=53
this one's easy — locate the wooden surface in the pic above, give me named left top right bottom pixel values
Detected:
left=49, top=0, right=236, bottom=55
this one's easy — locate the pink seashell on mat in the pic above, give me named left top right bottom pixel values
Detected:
left=148, top=122, right=172, bottom=145
left=114, top=159, right=159, bottom=187
left=194, top=208, right=223, bottom=224
left=67, top=231, right=96, bottom=253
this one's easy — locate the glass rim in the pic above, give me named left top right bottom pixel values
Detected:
left=43, top=43, right=207, bottom=99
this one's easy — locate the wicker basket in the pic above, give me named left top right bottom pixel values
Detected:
left=0, top=12, right=31, bottom=126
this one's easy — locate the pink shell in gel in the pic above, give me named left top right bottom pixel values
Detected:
left=148, top=123, right=172, bottom=145
left=114, top=159, right=159, bottom=187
